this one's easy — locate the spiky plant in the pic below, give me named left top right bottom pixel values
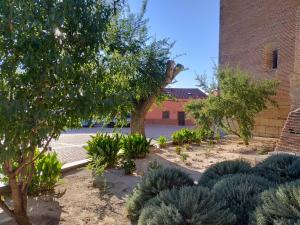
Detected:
left=138, top=186, right=236, bottom=225
left=198, top=160, right=251, bottom=188
left=126, top=167, right=194, bottom=221
left=213, top=174, right=273, bottom=225
left=255, top=181, right=300, bottom=225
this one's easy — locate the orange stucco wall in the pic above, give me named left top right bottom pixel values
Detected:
left=145, top=100, right=194, bottom=126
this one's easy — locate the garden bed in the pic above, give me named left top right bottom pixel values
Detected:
left=0, top=135, right=277, bottom=225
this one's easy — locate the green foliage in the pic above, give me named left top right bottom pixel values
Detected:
left=126, top=167, right=194, bottom=221
left=180, top=152, right=189, bottom=163
left=121, top=158, right=136, bottom=175
left=157, top=136, right=168, bottom=148
left=29, top=152, right=62, bottom=195
left=85, top=133, right=121, bottom=175
left=186, top=67, right=279, bottom=145
left=0, top=0, right=120, bottom=221
left=183, top=144, right=191, bottom=151
left=175, top=146, right=182, bottom=155
left=253, top=154, right=300, bottom=184
left=198, top=160, right=252, bottom=188
left=138, top=186, right=236, bottom=225
left=213, top=174, right=273, bottom=225
left=147, top=160, right=163, bottom=172
left=255, top=181, right=300, bottom=225
left=120, top=134, right=151, bottom=159
left=138, top=204, right=184, bottom=225
left=172, top=128, right=195, bottom=145
left=102, top=1, right=179, bottom=120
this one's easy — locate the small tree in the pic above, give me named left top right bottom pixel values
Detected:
left=103, top=0, right=184, bottom=136
left=0, top=1, right=119, bottom=224
left=186, top=67, right=279, bottom=145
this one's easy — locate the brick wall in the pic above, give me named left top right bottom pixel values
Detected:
left=220, top=0, right=300, bottom=137
left=276, top=109, right=300, bottom=153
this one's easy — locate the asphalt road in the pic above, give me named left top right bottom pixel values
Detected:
left=51, top=125, right=193, bottom=164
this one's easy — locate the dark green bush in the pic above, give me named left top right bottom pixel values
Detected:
left=29, top=152, right=62, bottom=195
left=213, top=174, right=273, bottom=225
left=198, top=160, right=252, bottom=188
left=138, top=186, right=235, bottom=225
left=255, top=181, right=300, bottom=225
left=126, top=167, right=194, bottom=221
left=253, top=154, right=300, bottom=184
left=120, top=134, right=151, bottom=159
left=121, top=158, right=136, bottom=175
left=85, top=133, right=121, bottom=174
left=138, top=204, right=184, bottom=225
left=172, top=128, right=195, bottom=145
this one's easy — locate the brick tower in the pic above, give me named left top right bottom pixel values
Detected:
left=219, top=0, right=300, bottom=142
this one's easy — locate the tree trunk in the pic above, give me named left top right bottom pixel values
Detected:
left=131, top=109, right=146, bottom=136
left=9, top=177, right=32, bottom=225
left=131, top=60, right=184, bottom=136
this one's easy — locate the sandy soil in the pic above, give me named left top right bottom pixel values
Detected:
left=0, top=136, right=277, bottom=225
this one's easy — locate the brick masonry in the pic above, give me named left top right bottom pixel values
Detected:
left=276, top=109, right=300, bottom=152
left=220, top=0, right=300, bottom=139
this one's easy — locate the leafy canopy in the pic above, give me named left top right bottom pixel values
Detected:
left=186, top=67, right=279, bottom=144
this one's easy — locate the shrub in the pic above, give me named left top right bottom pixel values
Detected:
left=255, top=181, right=300, bottom=225
left=172, top=128, right=195, bottom=145
left=175, top=146, right=182, bottom=155
left=85, top=133, right=121, bottom=175
left=180, top=152, right=189, bottom=162
left=121, top=134, right=151, bottom=159
left=198, top=160, right=252, bottom=188
left=147, top=160, right=163, bottom=172
left=30, top=152, right=62, bottom=195
left=1, top=151, right=62, bottom=196
left=138, top=204, right=184, bottom=225
left=126, top=168, right=194, bottom=221
left=194, top=128, right=214, bottom=143
left=157, top=136, right=167, bottom=148
left=121, top=158, right=136, bottom=175
left=253, top=154, right=300, bottom=184
left=138, top=186, right=236, bottom=225
left=213, top=174, right=273, bottom=225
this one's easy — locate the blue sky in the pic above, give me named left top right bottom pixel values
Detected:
left=128, top=0, right=220, bottom=88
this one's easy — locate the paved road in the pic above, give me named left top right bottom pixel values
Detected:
left=52, top=125, right=193, bottom=164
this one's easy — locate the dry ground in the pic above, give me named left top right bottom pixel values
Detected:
left=0, top=136, right=277, bottom=225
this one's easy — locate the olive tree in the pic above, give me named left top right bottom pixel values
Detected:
left=103, top=0, right=184, bottom=135
left=186, top=67, right=279, bottom=145
left=0, top=1, right=119, bottom=224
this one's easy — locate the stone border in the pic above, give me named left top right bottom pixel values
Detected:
left=0, top=159, right=90, bottom=195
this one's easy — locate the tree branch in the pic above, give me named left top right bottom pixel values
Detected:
left=0, top=196, right=14, bottom=217
left=14, top=133, right=55, bottom=176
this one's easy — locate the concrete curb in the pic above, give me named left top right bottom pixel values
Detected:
left=269, top=151, right=300, bottom=156
left=0, top=159, right=90, bottom=195
left=152, top=140, right=173, bottom=149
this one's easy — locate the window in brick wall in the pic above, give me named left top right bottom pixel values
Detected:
left=162, top=111, right=170, bottom=119
left=272, top=50, right=278, bottom=69
left=263, top=44, right=279, bottom=71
